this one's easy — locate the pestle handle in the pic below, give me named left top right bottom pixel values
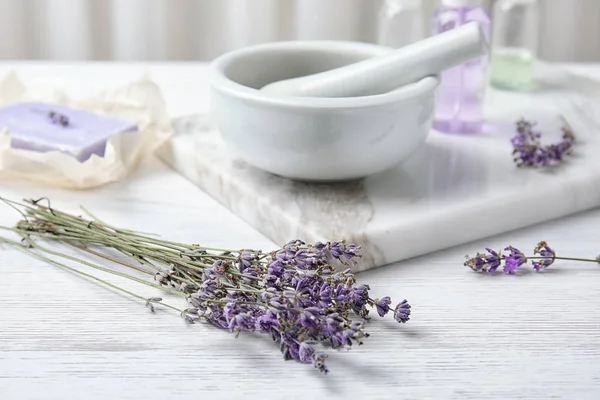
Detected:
left=261, top=21, right=489, bottom=98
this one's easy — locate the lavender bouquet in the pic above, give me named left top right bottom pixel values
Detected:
left=0, top=197, right=411, bottom=374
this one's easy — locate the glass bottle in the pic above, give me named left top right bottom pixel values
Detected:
left=490, top=0, right=540, bottom=91
left=378, top=0, right=426, bottom=49
left=431, top=0, right=491, bottom=134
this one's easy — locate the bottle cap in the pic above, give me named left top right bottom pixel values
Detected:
left=441, top=0, right=482, bottom=7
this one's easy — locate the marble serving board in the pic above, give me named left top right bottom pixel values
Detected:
left=157, top=65, right=600, bottom=272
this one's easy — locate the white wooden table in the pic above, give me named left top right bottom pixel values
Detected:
left=1, top=62, right=600, bottom=400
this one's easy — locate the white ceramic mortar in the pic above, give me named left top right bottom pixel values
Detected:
left=209, top=41, right=439, bottom=182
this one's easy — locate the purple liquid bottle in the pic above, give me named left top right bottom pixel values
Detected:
left=431, top=0, right=490, bottom=134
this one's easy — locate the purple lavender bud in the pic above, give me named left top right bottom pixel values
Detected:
left=293, top=249, right=320, bottom=269
left=329, top=241, right=344, bottom=259
left=483, top=248, right=502, bottom=273
left=256, top=310, right=279, bottom=332
left=341, top=329, right=357, bottom=346
left=343, top=243, right=362, bottom=260
left=375, top=296, right=392, bottom=317
left=182, top=313, right=195, bottom=324
left=394, top=299, right=411, bottom=323
left=210, top=260, right=227, bottom=275
left=262, top=274, right=280, bottom=288
left=295, top=277, right=313, bottom=295
left=313, top=354, right=329, bottom=374
left=207, top=306, right=229, bottom=329
left=223, top=301, right=237, bottom=319
left=280, top=331, right=301, bottom=361
left=267, top=259, right=285, bottom=277
left=227, top=313, right=255, bottom=332
left=200, top=278, right=218, bottom=297
left=318, top=283, right=333, bottom=307
left=334, top=284, right=351, bottom=302
left=503, top=246, right=527, bottom=274
left=465, top=248, right=503, bottom=273
left=313, top=242, right=326, bottom=251
left=299, top=307, right=321, bottom=330
left=269, top=297, right=288, bottom=312
left=330, top=333, right=345, bottom=349
left=188, top=293, right=203, bottom=308
left=241, top=267, right=260, bottom=283
left=237, top=251, right=255, bottom=272
left=350, top=284, right=370, bottom=313
left=298, top=342, right=315, bottom=363
left=321, top=314, right=344, bottom=343
left=532, top=241, right=556, bottom=271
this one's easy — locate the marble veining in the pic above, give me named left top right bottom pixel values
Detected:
left=157, top=66, right=600, bottom=272
left=162, top=116, right=383, bottom=269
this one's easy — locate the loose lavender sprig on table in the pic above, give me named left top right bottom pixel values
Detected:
left=511, top=118, right=575, bottom=168
left=0, top=197, right=411, bottom=375
left=465, top=240, right=600, bottom=275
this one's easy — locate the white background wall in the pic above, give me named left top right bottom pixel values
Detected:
left=0, top=0, right=596, bottom=62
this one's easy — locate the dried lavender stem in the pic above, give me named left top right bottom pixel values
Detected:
left=25, top=198, right=271, bottom=256
left=0, top=236, right=184, bottom=314
left=27, top=199, right=243, bottom=254
left=24, top=238, right=187, bottom=298
left=67, top=242, right=154, bottom=275
left=80, top=205, right=158, bottom=237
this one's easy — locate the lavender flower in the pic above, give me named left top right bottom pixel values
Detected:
left=532, top=241, right=556, bottom=271
left=313, top=354, right=329, bottom=374
left=394, top=300, right=411, bottom=323
left=298, top=342, right=315, bottom=363
left=375, top=296, right=392, bottom=317
left=464, top=248, right=502, bottom=273
left=237, top=250, right=257, bottom=272
left=511, top=118, right=575, bottom=168
left=504, top=246, right=527, bottom=274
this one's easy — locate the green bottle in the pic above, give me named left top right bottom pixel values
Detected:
left=490, top=0, right=540, bottom=91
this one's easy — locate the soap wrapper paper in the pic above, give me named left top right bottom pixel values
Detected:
left=0, top=71, right=172, bottom=189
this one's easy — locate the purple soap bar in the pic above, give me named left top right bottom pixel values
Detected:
left=0, top=101, right=137, bottom=162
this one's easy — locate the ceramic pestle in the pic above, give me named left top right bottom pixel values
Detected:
left=260, top=21, right=489, bottom=98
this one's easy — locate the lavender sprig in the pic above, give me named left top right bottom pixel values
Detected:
left=0, top=197, right=412, bottom=375
left=465, top=240, right=600, bottom=275
left=511, top=118, right=575, bottom=168
left=48, top=110, right=70, bottom=127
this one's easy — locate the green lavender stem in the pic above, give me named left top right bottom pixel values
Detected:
left=531, top=256, right=599, bottom=263
left=20, top=197, right=266, bottom=255
left=507, top=256, right=598, bottom=263
left=0, top=236, right=185, bottom=314
left=23, top=237, right=187, bottom=298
